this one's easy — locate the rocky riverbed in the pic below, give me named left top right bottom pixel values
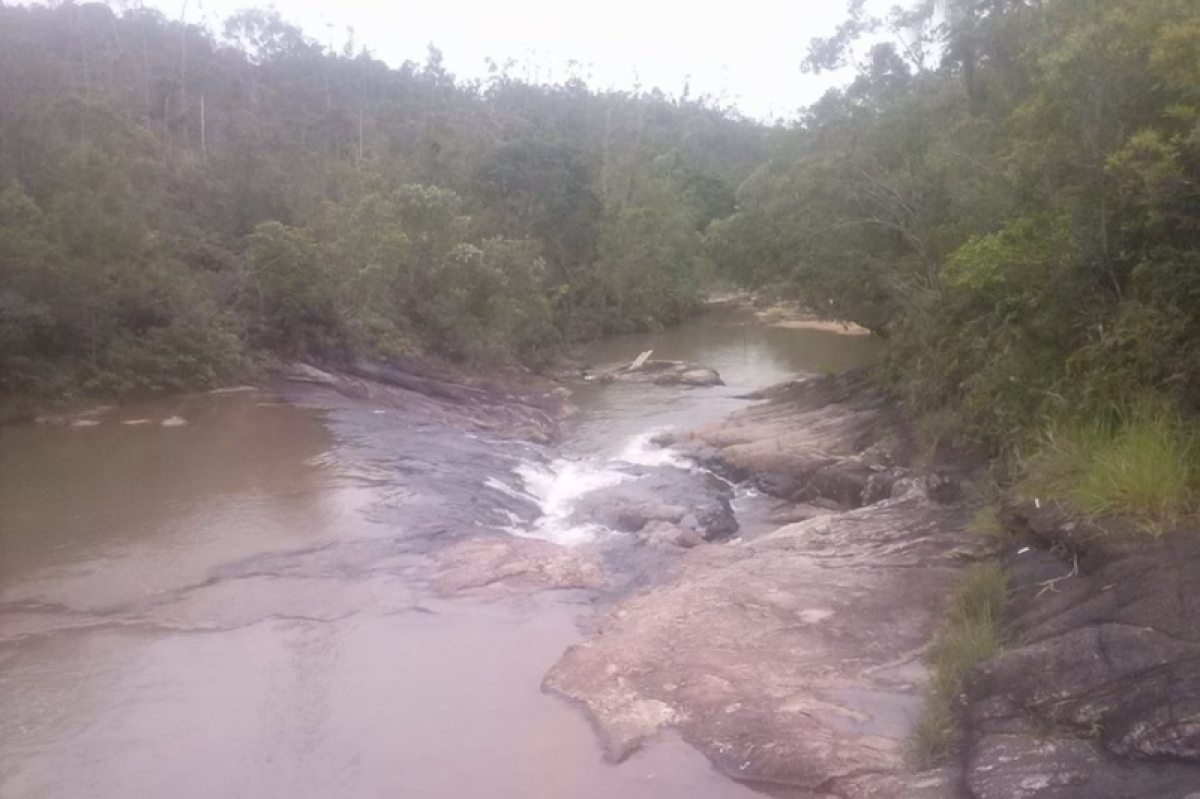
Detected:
left=5, top=330, right=1197, bottom=798
left=546, top=368, right=1200, bottom=798
left=546, top=371, right=972, bottom=797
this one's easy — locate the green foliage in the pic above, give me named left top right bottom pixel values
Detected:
left=574, top=179, right=712, bottom=337
left=0, top=153, right=247, bottom=401
left=914, top=564, right=1008, bottom=767
left=244, top=186, right=555, bottom=365
left=711, top=0, right=1200, bottom=483
left=966, top=503, right=1010, bottom=547
left=0, top=2, right=765, bottom=407
left=1024, top=398, right=1199, bottom=531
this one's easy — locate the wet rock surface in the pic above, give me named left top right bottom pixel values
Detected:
left=279, top=357, right=571, bottom=443
left=546, top=372, right=968, bottom=797
left=584, top=359, right=725, bottom=387
left=430, top=536, right=607, bottom=596
left=667, top=371, right=905, bottom=505
left=959, top=501, right=1200, bottom=798
left=571, top=464, right=739, bottom=541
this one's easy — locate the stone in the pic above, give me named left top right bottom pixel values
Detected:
left=966, top=734, right=1200, bottom=799
left=571, top=464, right=738, bottom=541
left=430, top=535, right=606, bottom=596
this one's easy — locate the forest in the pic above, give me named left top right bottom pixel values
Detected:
left=3, top=0, right=1200, bottom=522
left=0, top=1, right=765, bottom=407
left=710, top=0, right=1200, bottom=521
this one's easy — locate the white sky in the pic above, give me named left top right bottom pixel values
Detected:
left=147, top=0, right=869, bottom=121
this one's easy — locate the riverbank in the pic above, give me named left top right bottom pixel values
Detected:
left=571, top=369, right=1198, bottom=798
left=706, top=293, right=873, bottom=336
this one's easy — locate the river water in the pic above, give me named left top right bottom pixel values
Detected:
left=0, top=311, right=879, bottom=799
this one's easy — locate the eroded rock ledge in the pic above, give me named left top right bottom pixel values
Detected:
left=962, top=502, right=1200, bottom=799
left=545, top=372, right=969, bottom=797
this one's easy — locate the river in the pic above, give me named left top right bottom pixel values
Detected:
left=0, top=310, right=879, bottom=799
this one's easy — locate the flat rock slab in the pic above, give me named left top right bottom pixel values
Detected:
left=546, top=489, right=969, bottom=791
left=430, top=536, right=606, bottom=597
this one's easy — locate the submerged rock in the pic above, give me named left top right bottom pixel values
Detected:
left=591, top=360, right=724, bottom=387
left=277, top=358, right=569, bottom=442
left=430, top=535, right=606, bottom=597
left=570, top=464, right=738, bottom=541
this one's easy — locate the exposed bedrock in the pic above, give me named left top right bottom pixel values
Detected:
left=960, top=501, right=1200, bottom=799
left=545, top=372, right=969, bottom=797
left=570, top=464, right=739, bottom=542
left=665, top=371, right=926, bottom=509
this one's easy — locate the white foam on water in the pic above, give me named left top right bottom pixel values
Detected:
left=502, top=431, right=697, bottom=547
left=617, top=430, right=688, bottom=468
left=506, top=458, right=632, bottom=546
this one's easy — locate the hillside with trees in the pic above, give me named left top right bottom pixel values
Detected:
left=711, top=0, right=1200, bottom=521
left=0, top=1, right=765, bottom=413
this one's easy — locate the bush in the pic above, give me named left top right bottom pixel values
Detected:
left=1024, top=397, right=1199, bottom=531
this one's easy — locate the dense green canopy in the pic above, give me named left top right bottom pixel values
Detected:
left=0, top=2, right=763, bottom=407
left=712, top=0, right=1200, bottom=450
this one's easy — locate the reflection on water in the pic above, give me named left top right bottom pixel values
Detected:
left=0, top=392, right=372, bottom=610
left=565, top=308, right=881, bottom=457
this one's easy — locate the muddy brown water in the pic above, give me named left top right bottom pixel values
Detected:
left=0, top=311, right=880, bottom=799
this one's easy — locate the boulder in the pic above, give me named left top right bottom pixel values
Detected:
left=570, top=465, right=738, bottom=541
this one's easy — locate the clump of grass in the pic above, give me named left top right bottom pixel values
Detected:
left=1023, top=397, right=1198, bottom=532
left=913, top=407, right=968, bottom=467
left=913, top=564, right=1008, bottom=767
left=966, top=502, right=1010, bottom=547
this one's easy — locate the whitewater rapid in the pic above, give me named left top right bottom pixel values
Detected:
left=494, top=431, right=692, bottom=546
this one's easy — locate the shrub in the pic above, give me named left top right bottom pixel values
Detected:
left=1024, top=397, right=1198, bottom=531
left=914, top=564, right=1007, bottom=766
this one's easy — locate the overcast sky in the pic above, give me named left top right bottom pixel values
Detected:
left=139, top=0, right=868, bottom=121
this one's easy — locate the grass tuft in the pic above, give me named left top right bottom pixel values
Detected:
left=913, top=564, right=1008, bottom=767
left=1023, top=397, right=1198, bottom=532
left=966, top=502, right=1010, bottom=546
